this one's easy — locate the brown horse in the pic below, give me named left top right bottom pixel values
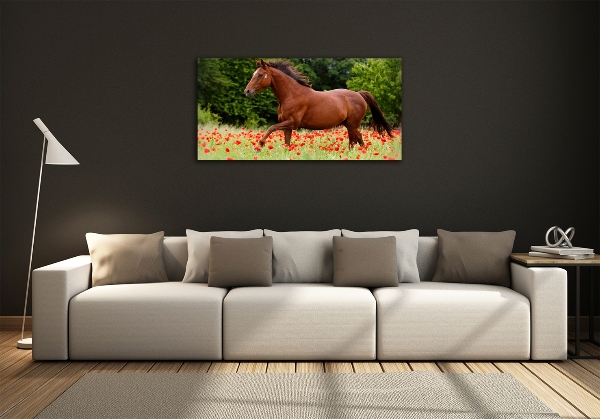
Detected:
left=244, top=59, right=394, bottom=149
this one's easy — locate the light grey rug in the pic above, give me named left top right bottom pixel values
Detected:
left=36, top=372, right=559, bottom=419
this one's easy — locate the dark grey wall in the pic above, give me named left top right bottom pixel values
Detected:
left=1, top=1, right=598, bottom=316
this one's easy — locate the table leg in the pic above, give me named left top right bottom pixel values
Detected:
left=590, top=267, right=595, bottom=342
left=575, top=266, right=580, bottom=356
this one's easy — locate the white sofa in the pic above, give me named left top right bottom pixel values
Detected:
left=31, top=234, right=568, bottom=361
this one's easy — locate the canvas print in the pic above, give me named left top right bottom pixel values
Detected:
left=197, top=58, right=402, bottom=160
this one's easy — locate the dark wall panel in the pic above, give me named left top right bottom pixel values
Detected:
left=1, top=1, right=598, bottom=316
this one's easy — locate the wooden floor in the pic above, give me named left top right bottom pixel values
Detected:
left=1, top=331, right=599, bottom=419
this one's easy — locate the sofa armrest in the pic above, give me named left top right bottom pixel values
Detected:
left=510, top=262, right=567, bottom=360
left=32, top=256, right=91, bottom=360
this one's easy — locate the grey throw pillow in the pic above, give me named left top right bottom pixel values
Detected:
left=432, top=229, right=516, bottom=287
left=182, top=229, right=264, bottom=283
left=341, top=229, right=420, bottom=283
left=264, top=229, right=341, bottom=283
left=86, top=232, right=169, bottom=287
left=333, top=236, right=399, bottom=287
left=208, top=236, right=273, bottom=287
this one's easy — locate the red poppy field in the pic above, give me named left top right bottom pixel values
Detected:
left=197, top=125, right=402, bottom=161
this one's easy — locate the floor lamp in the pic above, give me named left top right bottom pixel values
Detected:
left=17, top=118, right=79, bottom=350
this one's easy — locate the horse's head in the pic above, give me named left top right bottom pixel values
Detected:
left=244, top=59, right=272, bottom=98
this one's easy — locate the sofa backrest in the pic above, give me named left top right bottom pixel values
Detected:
left=163, top=237, right=188, bottom=281
left=163, top=235, right=439, bottom=282
left=416, top=236, right=438, bottom=282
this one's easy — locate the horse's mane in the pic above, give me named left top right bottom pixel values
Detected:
left=265, top=60, right=312, bottom=88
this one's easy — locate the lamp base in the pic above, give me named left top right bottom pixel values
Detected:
left=17, top=337, right=32, bottom=350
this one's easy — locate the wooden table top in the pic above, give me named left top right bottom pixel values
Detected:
left=511, top=253, right=600, bottom=266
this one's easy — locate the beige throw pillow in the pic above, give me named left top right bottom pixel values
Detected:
left=86, top=232, right=169, bottom=287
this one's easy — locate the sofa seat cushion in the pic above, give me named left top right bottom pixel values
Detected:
left=223, top=284, right=376, bottom=360
left=373, top=282, right=530, bottom=360
left=69, top=282, right=227, bottom=360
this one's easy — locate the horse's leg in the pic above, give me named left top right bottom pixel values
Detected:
left=345, top=126, right=365, bottom=148
left=345, top=125, right=355, bottom=148
left=354, top=129, right=364, bottom=147
left=283, top=129, right=292, bottom=146
left=258, top=119, right=295, bottom=147
left=344, top=96, right=367, bottom=148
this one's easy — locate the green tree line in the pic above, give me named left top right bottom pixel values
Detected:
left=197, top=58, right=402, bottom=128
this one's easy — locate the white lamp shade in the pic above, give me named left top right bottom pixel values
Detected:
left=45, top=136, right=79, bottom=165
left=33, top=118, right=79, bottom=165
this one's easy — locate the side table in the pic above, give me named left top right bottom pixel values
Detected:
left=510, top=253, right=600, bottom=359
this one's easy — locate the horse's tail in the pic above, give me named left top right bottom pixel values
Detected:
left=358, top=91, right=394, bottom=137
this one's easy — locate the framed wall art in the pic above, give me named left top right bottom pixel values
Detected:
left=197, top=58, right=402, bottom=160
